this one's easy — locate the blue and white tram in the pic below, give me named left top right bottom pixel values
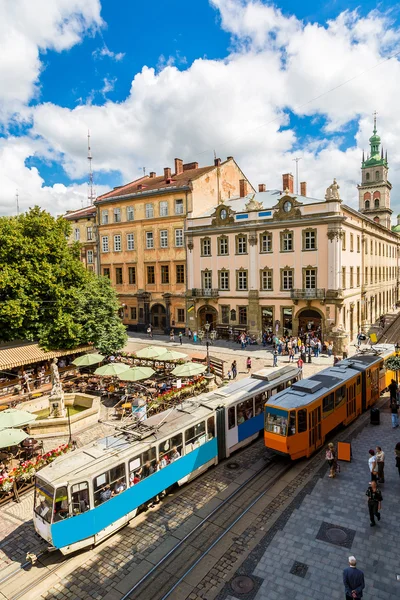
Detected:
left=33, top=366, right=299, bottom=554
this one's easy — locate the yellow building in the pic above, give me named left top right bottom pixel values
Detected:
left=64, top=205, right=98, bottom=272
left=95, top=157, right=254, bottom=332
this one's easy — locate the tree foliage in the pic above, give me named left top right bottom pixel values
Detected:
left=385, top=356, right=400, bottom=373
left=0, top=207, right=127, bottom=353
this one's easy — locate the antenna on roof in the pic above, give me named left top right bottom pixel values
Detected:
left=16, top=189, right=19, bottom=216
left=292, top=157, right=302, bottom=195
left=140, top=167, right=146, bottom=176
left=87, top=130, right=96, bottom=206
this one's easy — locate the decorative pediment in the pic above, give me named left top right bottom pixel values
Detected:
left=245, top=194, right=263, bottom=212
left=211, top=202, right=235, bottom=226
left=273, top=194, right=302, bottom=221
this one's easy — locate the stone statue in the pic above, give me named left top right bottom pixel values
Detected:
left=245, top=195, right=263, bottom=212
left=49, top=358, right=66, bottom=418
left=325, top=178, right=341, bottom=201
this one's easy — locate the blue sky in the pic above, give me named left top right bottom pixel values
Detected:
left=1, top=0, right=400, bottom=215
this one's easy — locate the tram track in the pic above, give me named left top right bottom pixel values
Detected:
left=120, top=456, right=292, bottom=600
left=1, top=451, right=287, bottom=600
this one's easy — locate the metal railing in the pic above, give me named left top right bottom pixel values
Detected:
left=190, top=288, right=219, bottom=298
left=290, top=288, right=325, bottom=300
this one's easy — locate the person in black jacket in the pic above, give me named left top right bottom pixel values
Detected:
left=343, top=556, right=365, bottom=599
left=366, top=480, right=383, bottom=526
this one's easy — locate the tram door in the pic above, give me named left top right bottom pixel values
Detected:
left=308, top=406, right=321, bottom=454
left=346, top=383, right=356, bottom=419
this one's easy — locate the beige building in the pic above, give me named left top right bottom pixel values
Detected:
left=186, top=124, right=399, bottom=351
left=64, top=205, right=98, bottom=272
left=95, top=158, right=254, bottom=332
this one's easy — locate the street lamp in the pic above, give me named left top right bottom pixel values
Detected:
left=396, top=342, right=400, bottom=356
left=204, top=321, right=211, bottom=375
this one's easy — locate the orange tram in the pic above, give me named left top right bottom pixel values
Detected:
left=264, top=344, right=396, bottom=460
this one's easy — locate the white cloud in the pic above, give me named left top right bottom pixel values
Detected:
left=2, top=0, right=400, bottom=218
left=101, top=77, right=117, bottom=95
left=0, top=0, right=103, bottom=121
left=92, top=45, right=125, bottom=61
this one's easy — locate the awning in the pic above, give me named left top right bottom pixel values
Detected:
left=0, top=343, right=93, bottom=371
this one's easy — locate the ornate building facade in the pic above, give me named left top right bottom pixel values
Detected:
left=64, top=205, right=98, bottom=272
left=95, top=157, right=254, bottom=332
left=186, top=135, right=400, bottom=351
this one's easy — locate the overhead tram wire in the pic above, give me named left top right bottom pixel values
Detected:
left=193, top=47, right=400, bottom=158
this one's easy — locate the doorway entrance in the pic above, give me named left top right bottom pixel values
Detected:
left=150, top=303, right=166, bottom=330
left=198, top=305, right=218, bottom=329
left=297, top=308, right=323, bottom=338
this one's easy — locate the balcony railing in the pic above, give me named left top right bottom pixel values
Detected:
left=190, top=288, right=219, bottom=298
left=290, top=288, right=325, bottom=300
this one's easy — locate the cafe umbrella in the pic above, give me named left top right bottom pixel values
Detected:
left=0, top=409, right=37, bottom=429
left=72, top=353, right=104, bottom=367
left=0, top=428, right=29, bottom=449
left=156, top=350, right=188, bottom=362
left=117, top=367, right=156, bottom=382
left=136, top=346, right=168, bottom=359
left=94, top=363, right=130, bottom=376
left=171, top=363, right=207, bottom=378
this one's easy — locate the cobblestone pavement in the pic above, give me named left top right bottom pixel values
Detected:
left=211, top=399, right=400, bottom=600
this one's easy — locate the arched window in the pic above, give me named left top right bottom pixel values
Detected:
left=375, top=171, right=380, bottom=181
left=365, top=200, right=370, bottom=209
left=374, top=198, right=380, bottom=208
left=366, top=173, right=370, bottom=181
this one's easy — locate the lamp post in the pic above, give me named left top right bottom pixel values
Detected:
left=395, top=343, right=400, bottom=386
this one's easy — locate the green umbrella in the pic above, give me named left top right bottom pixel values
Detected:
left=94, top=363, right=130, bottom=376
left=136, top=346, right=168, bottom=359
left=156, top=350, right=188, bottom=361
left=0, top=428, right=29, bottom=449
left=171, top=362, right=207, bottom=377
left=72, top=353, right=104, bottom=367
left=0, top=409, right=37, bottom=429
left=117, top=367, right=155, bottom=382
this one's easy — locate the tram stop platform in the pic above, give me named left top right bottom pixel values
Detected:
left=217, top=400, right=400, bottom=600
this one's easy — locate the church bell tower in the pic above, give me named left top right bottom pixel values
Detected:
left=358, top=114, right=392, bottom=228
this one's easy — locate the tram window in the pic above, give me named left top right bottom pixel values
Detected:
left=323, top=393, right=334, bottom=414
left=71, top=482, right=90, bottom=515
left=93, top=463, right=126, bottom=505
left=109, top=464, right=126, bottom=495
left=185, top=421, right=206, bottom=453
left=356, top=376, right=361, bottom=395
left=159, top=434, right=183, bottom=462
left=207, top=416, right=215, bottom=439
left=255, top=394, right=264, bottom=415
left=277, top=383, right=285, bottom=393
left=34, top=479, right=54, bottom=523
left=53, top=486, right=69, bottom=522
left=271, top=388, right=278, bottom=396
left=297, top=409, right=307, bottom=433
left=228, top=406, right=236, bottom=429
left=335, top=385, right=346, bottom=408
left=288, top=411, right=296, bottom=436
left=265, top=410, right=288, bottom=436
left=238, top=398, right=254, bottom=422
left=142, top=446, right=156, bottom=465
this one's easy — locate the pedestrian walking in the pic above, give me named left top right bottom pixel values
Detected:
left=390, top=397, right=399, bottom=428
left=147, top=324, right=153, bottom=339
left=343, top=556, right=365, bottom=599
left=368, top=449, right=378, bottom=482
left=179, top=332, right=183, bottom=345
left=231, top=360, right=237, bottom=379
left=297, top=357, right=303, bottom=372
left=188, top=328, right=192, bottom=340
left=170, top=329, right=175, bottom=342
left=325, top=442, right=337, bottom=478
left=246, top=356, right=251, bottom=373
left=395, top=442, right=400, bottom=477
left=327, top=342, right=333, bottom=357
left=375, top=446, right=385, bottom=483
left=366, top=480, right=383, bottom=526
left=273, top=349, right=278, bottom=367
left=389, top=378, right=398, bottom=402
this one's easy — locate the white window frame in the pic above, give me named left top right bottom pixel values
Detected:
left=175, top=229, right=183, bottom=247
left=262, top=270, right=272, bottom=290
left=304, top=269, right=316, bottom=289
left=102, top=236, right=109, bottom=253
left=219, top=271, right=229, bottom=290
left=282, top=269, right=293, bottom=290
left=114, top=207, right=121, bottom=223
left=74, top=228, right=80, bottom=241
left=159, top=201, right=168, bottom=217
left=87, top=226, right=93, bottom=241
left=114, top=234, right=122, bottom=252
left=261, top=233, right=272, bottom=253
left=101, top=210, right=108, bottom=225
left=237, top=236, right=247, bottom=254
left=146, top=232, right=154, bottom=249
left=175, top=199, right=184, bottom=215
left=126, top=206, right=134, bottom=221
left=304, top=231, right=316, bottom=250
left=145, top=203, right=154, bottom=218
left=202, top=238, right=211, bottom=256
left=202, top=271, right=212, bottom=289
left=127, top=233, right=134, bottom=251
left=160, top=230, right=168, bottom=248
left=87, top=250, right=94, bottom=264
left=282, top=232, right=293, bottom=252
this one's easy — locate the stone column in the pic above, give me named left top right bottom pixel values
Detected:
left=248, top=291, right=260, bottom=335
left=248, top=232, right=260, bottom=335
left=163, top=293, right=172, bottom=334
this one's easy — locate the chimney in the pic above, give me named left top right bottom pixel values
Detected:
left=183, top=162, right=199, bottom=171
left=149, top=171, right=156, bottom=178
left=214, top=158, right=221, bottom=167
left=164, top=167, right=171, bottom=181
left=258, top=183, right=266, bottom=192
left=174, top=158, right=183, bottom=175
left=227, top=156, right=233, bottom=161
left=300, top=181, right=307, bottom=197
left=239, top=179, right=248, bottom=198
left=282, top=173, right=294, bottom=194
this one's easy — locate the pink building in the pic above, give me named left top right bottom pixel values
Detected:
left=186, top=124, right=399, bottom=351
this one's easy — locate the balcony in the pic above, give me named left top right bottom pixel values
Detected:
left=190, top=288, right=219, bottom=298
left=290, top=288, right=325, bottom=300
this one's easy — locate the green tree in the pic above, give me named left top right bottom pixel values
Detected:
left=0, top=207, right=127, bottom=354
left=385, top=356, right=400, bottom=383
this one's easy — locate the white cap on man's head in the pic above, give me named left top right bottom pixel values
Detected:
left=348, top=556, right=357, bottom=565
